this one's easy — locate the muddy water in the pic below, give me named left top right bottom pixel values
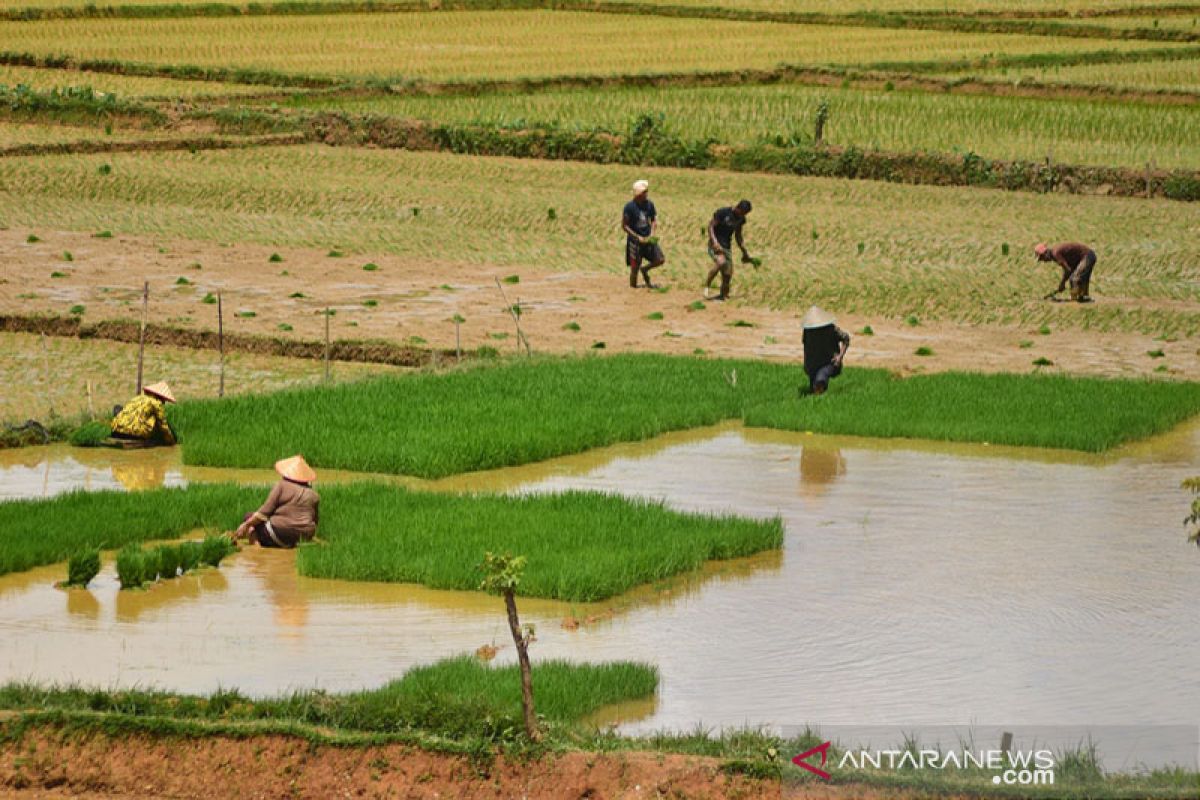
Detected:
left=1, top=424, right=1199, bottom=740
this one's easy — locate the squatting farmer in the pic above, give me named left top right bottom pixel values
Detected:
left=801, top=306, right=850, bottom=396
left=1034, top=241, right=1096, bottom=302
left=704, top=199, right=754, bottom=301
left=622, top=179, right=664, bottom=289
left=110, top=381, right=177, bottom=445
left=231, top=455, right=320, bottom=549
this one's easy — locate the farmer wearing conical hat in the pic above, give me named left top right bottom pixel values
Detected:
left=623, top=179, right=665, bottom=289
left=801, top=306, right=850, bottom=396
left=231, top=455, right=320, bottom=549
left=1034, top=241, right=1096, bottom=302
left=110, top=381, right=177, bottom=445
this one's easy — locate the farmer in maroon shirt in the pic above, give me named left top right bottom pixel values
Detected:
left=1034, top=242, right=1096, bottom=302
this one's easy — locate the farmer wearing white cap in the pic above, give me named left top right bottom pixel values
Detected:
left=801, top=306, right=850, bottom=396
left=622, top=179, right=665, bottom=289
left=1034, top=241, right=1095, bottom=302
left=231, top=455, right=320, bottom=548
left=110, top=381, right=177, bottom=445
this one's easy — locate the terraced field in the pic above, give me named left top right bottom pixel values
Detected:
left=969, top=55, right=1200, bottom=90
left=0, top=65, right=291, bottom=98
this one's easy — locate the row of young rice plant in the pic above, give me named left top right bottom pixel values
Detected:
left=0, top=655, right=658, bottom=738
left=958, top=55, right=1200, bottom=92
left=598, top=0, right=1198, bottom=13
left=292, top=82, right=1200, bottom=169
left=0, top=12, right=1181, bottom=84
left=0, top=120, right=179, bottom=147
left=0, top=65, right=286, bottom=99
left=170, top=354, right=1200, bottom=478
left=2, top=146, right=1195, bottom=335
left=0, top=479, right=783, bottom=599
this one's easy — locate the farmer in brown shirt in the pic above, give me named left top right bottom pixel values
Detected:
left=231, top=455, right=320, bottom=548
left=1034, top=242, right=1096, bottom=302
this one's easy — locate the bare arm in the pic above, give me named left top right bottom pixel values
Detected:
left=708, top=218, right=721, bottom=250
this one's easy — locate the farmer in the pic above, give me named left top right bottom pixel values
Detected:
left=110, top=381, right=177, bottom=445
left=622, top=179, right=664, bottom=289
left=801, top=305, right=850, bottom=396
left=1034, top=241, right=1096, bottom=302
left=231, top=455, right=320, bottom=549
left=704, top=199, right=754, bottom=301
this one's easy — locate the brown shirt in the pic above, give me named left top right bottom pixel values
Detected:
left=1050, top=242, right=1093, bottom=272
left=256, top=479, right=320, bottom=537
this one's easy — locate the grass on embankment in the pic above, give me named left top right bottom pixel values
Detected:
left=0, top=655, right=658, bottom=739
left=171, top=355, right=1200, bottom=478
left=0, top=480, right=782, bottom=598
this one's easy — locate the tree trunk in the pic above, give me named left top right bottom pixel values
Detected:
left=504, top=588, right=539, bottom=740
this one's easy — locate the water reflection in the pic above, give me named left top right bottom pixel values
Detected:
left=798, top=444, right=846, bottom=502
left=115, top=567, right=229, bottom=624
left=65, top=588, right=100, bottom=622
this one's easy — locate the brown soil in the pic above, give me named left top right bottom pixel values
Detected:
left=0, top=228, right=1194, bottom=380
left=0, top=725, right=978, bottom=800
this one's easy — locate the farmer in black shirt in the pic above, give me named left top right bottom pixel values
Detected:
left=801, top=305, right=850, bottom=396
left=705, top=199, right=754, bottom=301
left=622, top=179, right=664, bottom=289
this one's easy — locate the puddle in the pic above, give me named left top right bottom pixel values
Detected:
left=1, top=421, right=1199, bottom=744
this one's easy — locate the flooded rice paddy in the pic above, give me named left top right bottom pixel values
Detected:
left=1, top=422, right=1198, bottom=738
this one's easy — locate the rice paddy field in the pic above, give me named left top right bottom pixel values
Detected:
left=0, top=12, right=1185, bottom=84
left=2, top=0, right=1200, bottom=793
left=294, top=83, right=1200, bottom=168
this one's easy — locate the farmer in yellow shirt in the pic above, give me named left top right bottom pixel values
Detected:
left=110, top=381, right=177, bottom=445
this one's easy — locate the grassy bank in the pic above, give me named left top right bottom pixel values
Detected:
left=0, top=655, right=658, bottom=738
left=171, top=355, right=1200, bottom=478
left=0, top=480, right=783, bottom=598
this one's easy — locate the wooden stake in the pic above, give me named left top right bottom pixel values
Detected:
left=217, top=292, right=225, bottom=398
left=136, top=280, right=149, bottom=394
left=324, top=307, right=331, bottom=383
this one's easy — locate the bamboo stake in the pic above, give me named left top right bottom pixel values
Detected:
left=217, top=292, right=225, bottom=398
left=324, top=307, right=331, bottom=383
left=135, top=280, right=148, bottom=395
left=494, top=278, right=530, bottom=357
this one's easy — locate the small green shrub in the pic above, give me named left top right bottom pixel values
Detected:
left=1038, top=324, right=1052, bottom=335
left=327, top=249, right=344, bottom=258
left=69, top=305, right=85, bottom=316
left=116, top=545, right=145, bottom=590
left=905, top=315, right=920, bottom=327
left=1033, top=357, right=1054, bottom=366
left=201, top=293, right=217, bottom=304
left=98, top=163, right=112, bottom=176
left=362, top=263, right=379, bottom=272
left=1147, top=349, right=1166, bottom=358
left=859, top=325, right=874, bottom=336
left=289, top=292, right=307, bottom=299
left=502, top=274, right=520, bottom=284
left=50, top=271, right=66, bottom=278
left=268, top=253, right=283, bottom=263
left=562, top=321, right=581, bottom=331
left=591, top=341, right=606, bottom=349
left=66, top=549, right=100, bottom=588
left=26, top=234, right=40, bottom=243
left=728, top=320, right=756, bottom=328
left=278, top=323, right=293, bottom=332
left=646, top=312, right=664, bottom=321
left=93, top=231, right=112, bottom=239
left=362, top=299, right=378, bottom=307
left=688, top=301, right=706, bottom=312
left=200, top=535, right=234, bottom=568
left=914, top=346, right=934, bottom=357
left=62, top=251, right=73, bottom=262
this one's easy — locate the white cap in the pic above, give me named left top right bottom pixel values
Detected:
left=632, top=180, right=649, bottom=196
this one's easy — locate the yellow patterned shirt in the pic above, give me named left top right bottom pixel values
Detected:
left=111, top=395, right=175, bottom=443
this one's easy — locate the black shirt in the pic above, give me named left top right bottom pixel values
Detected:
left=623, top=199, right=656, bottom=241
left=711, top=206, right=745, bottom=249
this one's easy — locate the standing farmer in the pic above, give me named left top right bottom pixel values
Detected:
left=705, top=199, right=754, bottom=301
left=801, top=306, right=850, bottom=396
left=623, top=179, right=664, bottom=289
left=1034, top=242, right=1096, bottom=302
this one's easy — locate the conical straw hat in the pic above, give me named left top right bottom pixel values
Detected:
left=801, top=305, right=836, bottom=329
left=142, top=381, right=176, bottom=403
left=275, top=455, right=316, bottom=483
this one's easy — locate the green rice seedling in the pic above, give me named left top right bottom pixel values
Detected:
left=1148, top=349, right=1166, bottom=358
left=562, top=321, right=581, bottom=331
left=50, top=271, right=66, bottom=278
left=236, top=311, right=256, bottom=318
left=905, top=315, right=920, bottom=326
left=268, top=253, right=283, bottom=263
left=490, top=332, right=509, bottom=340
left=764, top=336, right=777, bottom=344
left=362, top=263, right=379, bottom=272
left=728, top=320, right=756, bottom=328
left=289, top=292, right=307, bottom=299
left=503, top=275, right=520, bottom=284
left=688, top=301, right=706, bottom=311
left=1033, top=357, right=1054, bottom=366
left=1019, top=340, right=1034, bottom=348
left=547, top=208, right=557, bottom=221
left=1002, top=243, right=1011, bottom=256
left=98, top=164, right=111, bottom=176
left=62, top=251, right=73, bottom=262
left=440, top=285, right=456, bottom=291
left=115, top=545, right=145, bottom=590
left=1155, top=364, right=1169, bottom=373
left=856, top=242, right=865, bottom=255
left=327, top=250, right=344, bottom=258
left=175, top=276, right=190, bottom=286
left=662, top=331, right=681, bottom=338
left=320, top=309, right=335, bottom=317
left=646, top=312, right=664, bottom=321
left=68, top=305, right=85, bottom=316
left=411, top=207, right=420, bottom=217
left=178, top=541, right=203, bottom=574
left=68, top=421, right=111, bottom=447
left=591, top=341, right=606, bottom=349
left=278, top=323, right=293, bottom=332
left=155, top=544, right=181, bottom=580
left=188, top=262, right=202, bottom=270
left=567, top=296, right=585, bottom=302
left=693, top=348, right=707, bottom=355
left=1039, top=324, right=1052, bottom=335
left=859, top=325, right=874, bottom=336
left=92, top=231, right=112, bottom=239
left=915, top=346, right=934, bottom=356
left=201, top=293, right=216, bottom=304
left=362, top=299, right=377, bottom=307
left=280, top=271, right=290, bottom=276
left=26, top=234, right=40, bottom=243
left=200, top=534, right=234, bottom=568
left=65, top=549, right=100, bottom=589
left=141, top=547, right=163, bottom=583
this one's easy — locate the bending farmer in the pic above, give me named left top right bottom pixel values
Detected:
left=623, top=179, right=664, bottom=289
left=1034, top=242, right=1096, bottom=302
left=801, top=306, right=850, bottom=396
left=705, top=200, right=754, bottom=301
left=232, top=455, right=320, bottom=549
left=110, top=381, right=177, bottom=445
